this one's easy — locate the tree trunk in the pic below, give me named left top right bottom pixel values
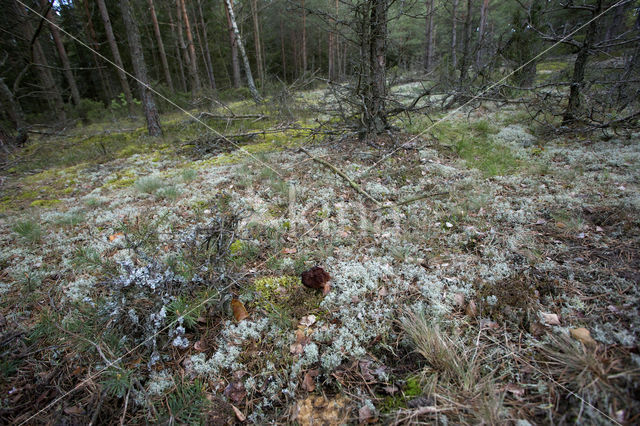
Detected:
left=363, top=0, right=387, bottom=135
left=224, top=0, right=242, bottom=88
left=223, top=0, right=261, bottom=101
left=178, top=0, right=201, bottom=93
left=82, top=0, right=113, bottom=101
left=459, top=0, right=473, bottom=82
left=96, top=0, right=135, bottom=115
left=119, top=0, right=162, bottom=136
left=281, top=19, right=287, bottom=80
left=476, top=0, right=489, bottom=69
left=197, top=0, right=217, bottom=91
left=424, top=0, right=435, bottom=72
left=301, top=0, right=307, bottom=73
left=451, top=0, right=458, bottom=70
left=169, top=7, right=189, bottom=92
left=0, top=76, right=26, bottom=132
left=147, top=0, right=174, bottom=91
left=250, top=0, right=264, bottom=86
left=562, top=0, right=603, bottom=125
left=41, top=0, right=81, bottom=106
left=14, top=1, right=66, bottom=121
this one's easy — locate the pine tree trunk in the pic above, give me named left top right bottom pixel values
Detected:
left=82, top=0, right=113, bottom=101
left=563, top=0, right=603, bottom=125
left=476, top=0, right=489, bottom=69
left=223, top=0, right=261, bottom=101
left=41, top=0, right=81, bottom=106
left=178, top=0, right=201, bottom=93
left=451, top=0, right=458, bottom=70
left=96, top=0, right=135, bottom=115
left=302, top=0, right=307, bottom=73
left=424, top=0, right=435, bottom=72
left=364, top=0, right=387, bottom=135
left=459, top=0, right=472, bottom=82
left=14, top=1, right=66, bottom=121
left=168, top=9, right=188, bottom=92
left=250, top=0, right=264, bottom=86
left=119, top=0, right=162, bottom=136
left=224, top=0, right=242, bottom=88
left=0, top=76, right=26, bottom=132
left=197, top=0, right=217, bottom=91
left=147, top=0, right=174, bottom=91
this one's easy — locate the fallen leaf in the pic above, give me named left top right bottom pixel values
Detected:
left=282, top=247, right=297, bottom=254
left=224, top=381, right=246, bottom=404
left=194, top=340, right=205, bottom=351
left=359, top=405, right=377, bottom=424
left=480, top=319, right=499, bottom=330
left=504, top=383, right=525, bottom=397
left=453, top=293, right=465, bottom=308
left=445, top=222, right=453, bottom=228
left=541, top=312, right=560, bottom=326
left=378, top=287, right=388, bottom=297
left=570, top=327, right=596, bottom=346
left=359, top=360, right=375, bottom=382
left=407, top=396, right=433, bottom=408
left=300, top=315, right=316, bottom=328
left=231, top=404, right=246, bottom=422
left=535, top=218, right=547, bottom=225
left=383, top=385, right=398, bottom=395
left=596, top=226, right=604, bottom=232
left=293, top=395, right=349, bottom=426
left=63, top=406, right=84, bottom=415
left=231, top=299, right=249, bottom=322
left=290, top=343, right=304, bottom=355
left=302, top=369, right=319, bottom=392
left=466, top=300, right=477, bottom=317
left=108, top=232, right=124, bottom=242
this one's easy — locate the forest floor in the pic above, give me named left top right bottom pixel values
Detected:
left=1, top=82, right=639, bottom=424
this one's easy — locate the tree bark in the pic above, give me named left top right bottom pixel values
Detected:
left=41, top=0, right=81, bottom=106
left=196, top=0, right=217, bottom=91
left=424, top=0, right=435, bottom=72
left=459, top=0, right=473, bottom=82
left=250, top=0, right=264, bottom=86
left=147, top=0, right=174, bottom=92
left=82, top=0, right=113, bottom=101
left=96, top=0, right=135, bottom=115
left=476, top=0, right=489, bottom=69
left=168, top=9, right=188, bottom=92
left=302, top=0, right=307, bottom=73
left=0, top=76, right=26, bottom=132
left=451, top=0, right=458, bottom=70
left=224, top=0, right=242, bottom=88
left=562, top=0, right=603, bottom=125
left=364, top=0, right=388, bottom=135
left=14, top=1, right=66, bottom=121
left=223, top=0, right=261, bottom=101
left=177, top=0, right=201, bottom=93
left=119, top=0, right=162, bottom=136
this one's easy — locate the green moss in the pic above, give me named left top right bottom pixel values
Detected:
left=380, top=376, right=423, bottom=413
left=250, top=275, right=325, bottom=321
left=229, top=239, right=245, bottom=255
left=30, top=199, right=62, bottom=208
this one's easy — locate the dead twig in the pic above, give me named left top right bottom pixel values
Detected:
left=298, top=147, right=382, bottom=206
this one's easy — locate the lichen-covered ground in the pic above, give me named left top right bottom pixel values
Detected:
left=1, top=89, right=639, bottom=424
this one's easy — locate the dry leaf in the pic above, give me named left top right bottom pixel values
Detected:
left=300, top=315, right=316, bottom=328
left=570, top=327, right=596, bottom=346
left=282, top=247, right=297, bottom=254
left=224, top=381, right=247, bottom=404
left=504, top=383, right=525, bottom=397
left=231, top=299, right=249, bottom=322
left=359, top=405, right=377, bottom=424
left=466, top=300, right=477, bottom=317
left=194, top=340, right=205, bottom=351
left=541, top=312, right=560, bottom=326
left=231, top=404, right=246, bottom=422
left=453, top=293, right=465, bottom=307
left=293, top=395, right=349, bottom=426
left=383, top=385, right=399, bottom=395
left=302, top=369, right=319, bottom=392
left=378, top=287, right=388, bottom=297
left=63, top=406, right=84, bottom=415
left=290, top=343, right=304, bottom=355
left=108, top=232, right=124, bottom=242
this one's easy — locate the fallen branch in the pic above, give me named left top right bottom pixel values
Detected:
left=299, top=147, right=382, bottom=206
left=197, top=112, right=268, bottom=121
left=376, top=190, right=449, bottom=210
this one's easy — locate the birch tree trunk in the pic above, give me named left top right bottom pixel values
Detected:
left=41, top=0, right=81, bottom=106
left=223, top=0, right=261, bottom=101
left=178, top=0, right=201, bottom=93
left=147, top=0, right=174, bottom=92
left=224, top=0, right=241, bottom=88
left=96, top=0, right=135, bottom=115
left=119, top=0, right=162, bottom=136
